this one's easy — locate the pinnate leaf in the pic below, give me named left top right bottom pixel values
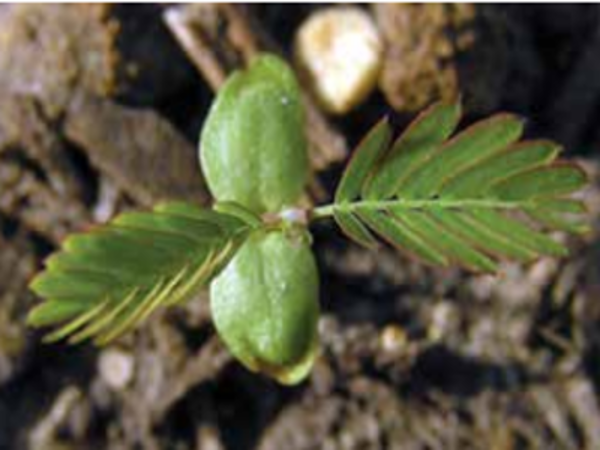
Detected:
left=28, top=202, right=251, bottom=344
left=332, top=100, right=588, bottom=272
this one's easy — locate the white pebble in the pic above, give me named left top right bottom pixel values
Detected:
left=98, top=348, right=134, bottom=390
left=295, top=7, right=383, bottom=114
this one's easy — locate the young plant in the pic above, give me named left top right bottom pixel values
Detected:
left=28, top=54, right=589, bottom=385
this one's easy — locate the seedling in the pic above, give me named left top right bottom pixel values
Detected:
left=28, top=54, right=589, bottom=385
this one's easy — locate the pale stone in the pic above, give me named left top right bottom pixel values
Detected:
left=98, top=348, right=134, bottom=390
left=295, top=7, right=383, bottom=114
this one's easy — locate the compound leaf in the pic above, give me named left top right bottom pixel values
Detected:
left=28, top=202, right=251, bottom=344
left=331, top=100, right=589, bottom=272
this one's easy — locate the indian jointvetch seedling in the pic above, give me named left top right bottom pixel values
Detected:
left=28, top=54, right=589, bottom=385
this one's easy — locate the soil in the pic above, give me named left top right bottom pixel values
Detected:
left=1, top=4, right=600, bottom=450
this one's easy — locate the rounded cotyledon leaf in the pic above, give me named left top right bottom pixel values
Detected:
left=210, top=229, right=320, bottom=385
left=200, top=54, right=308, bottom=214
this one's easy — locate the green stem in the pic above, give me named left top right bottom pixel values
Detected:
left=310, top=198, right=527, bottom=221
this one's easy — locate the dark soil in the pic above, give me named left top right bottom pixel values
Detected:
left=1, top=4, right=600, bottom=450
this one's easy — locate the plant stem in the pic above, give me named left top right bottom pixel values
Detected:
left=310, top=198, right=526, bottom=221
